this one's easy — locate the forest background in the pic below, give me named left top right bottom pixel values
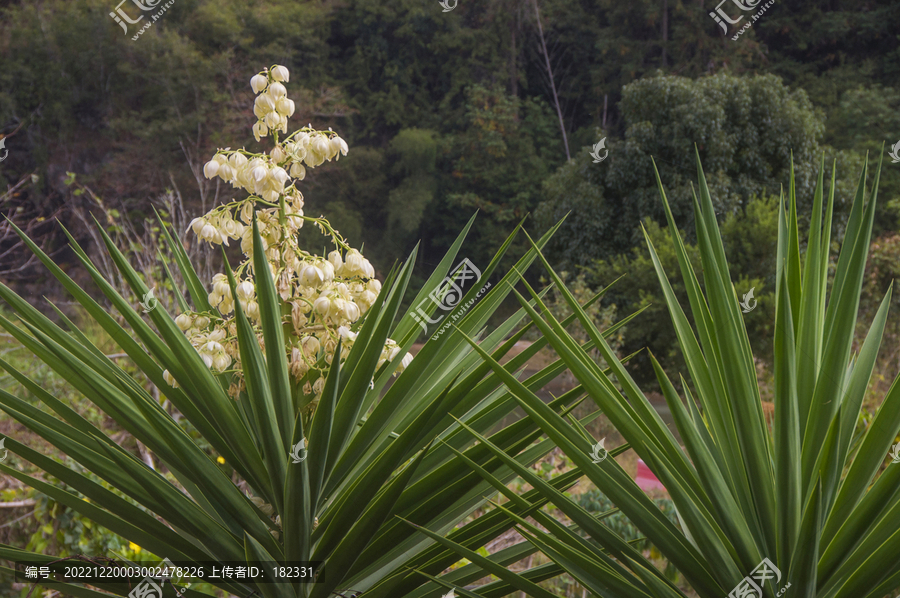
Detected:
left=1, top=0, right=900, bottom=403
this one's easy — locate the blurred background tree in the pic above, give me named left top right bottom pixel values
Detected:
left=0, top=0, right=896, bottom=388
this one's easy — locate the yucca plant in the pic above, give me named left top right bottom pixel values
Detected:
left=438, top=151, right=900, bottom=598
left=0, top=205, right=644, bottom=598
left=0, top=66, right=651, bottom=598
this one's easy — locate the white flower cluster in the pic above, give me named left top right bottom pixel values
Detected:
left=165, top=65, right=412, bottom=402
left=250, top=65, right=293, bottom=141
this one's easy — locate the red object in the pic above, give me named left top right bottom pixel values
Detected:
left=635, top=459, right=666, bottom=492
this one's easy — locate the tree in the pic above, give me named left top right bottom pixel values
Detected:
left=536, top=72, right=827, bottom=269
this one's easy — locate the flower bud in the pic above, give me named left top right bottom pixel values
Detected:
left=271, top=65, right=290, bottom=82
left=194, top=316, right=210, bottom=328
left=264, top=111, right=280, bottom=129
left=175, top=313, right=192, bottom=330
left=366, top=279, right=382, bottom=294
left=250, top=73, right=268, bottom=94
left=270, top=145, right=285, bottom=162
left=213, top=153, right=228, bottom=165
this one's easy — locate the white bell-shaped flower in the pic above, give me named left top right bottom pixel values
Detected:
left=271, top=65, right=290, bottom=82
left=175, top=313, right=193, bottom=330
left=290, top=162, right=306, bottom=179
left=203, top=160, right=219, bottom=179
left=236, top=280, right=255, bottom=301
left=229, top=152, right=248, bottom=168
left=250, top=73, right=268, bottom=94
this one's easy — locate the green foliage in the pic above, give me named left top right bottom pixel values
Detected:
left=589, top=196, right=779, bottom=383
left=537, top=72, right=828, bottom=268
left=1, top=0, right=897, bottom=292
left=386, top=128, right=439, bottom=244
left=453, top=154, right=900, bottom=597
left=577, top=489, right=678, bottom=556
left=826, top=85, right=900, bottom=235
left=429, top=85, right=563, bottom=273
left=0, top=209, right=634, bottom=598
